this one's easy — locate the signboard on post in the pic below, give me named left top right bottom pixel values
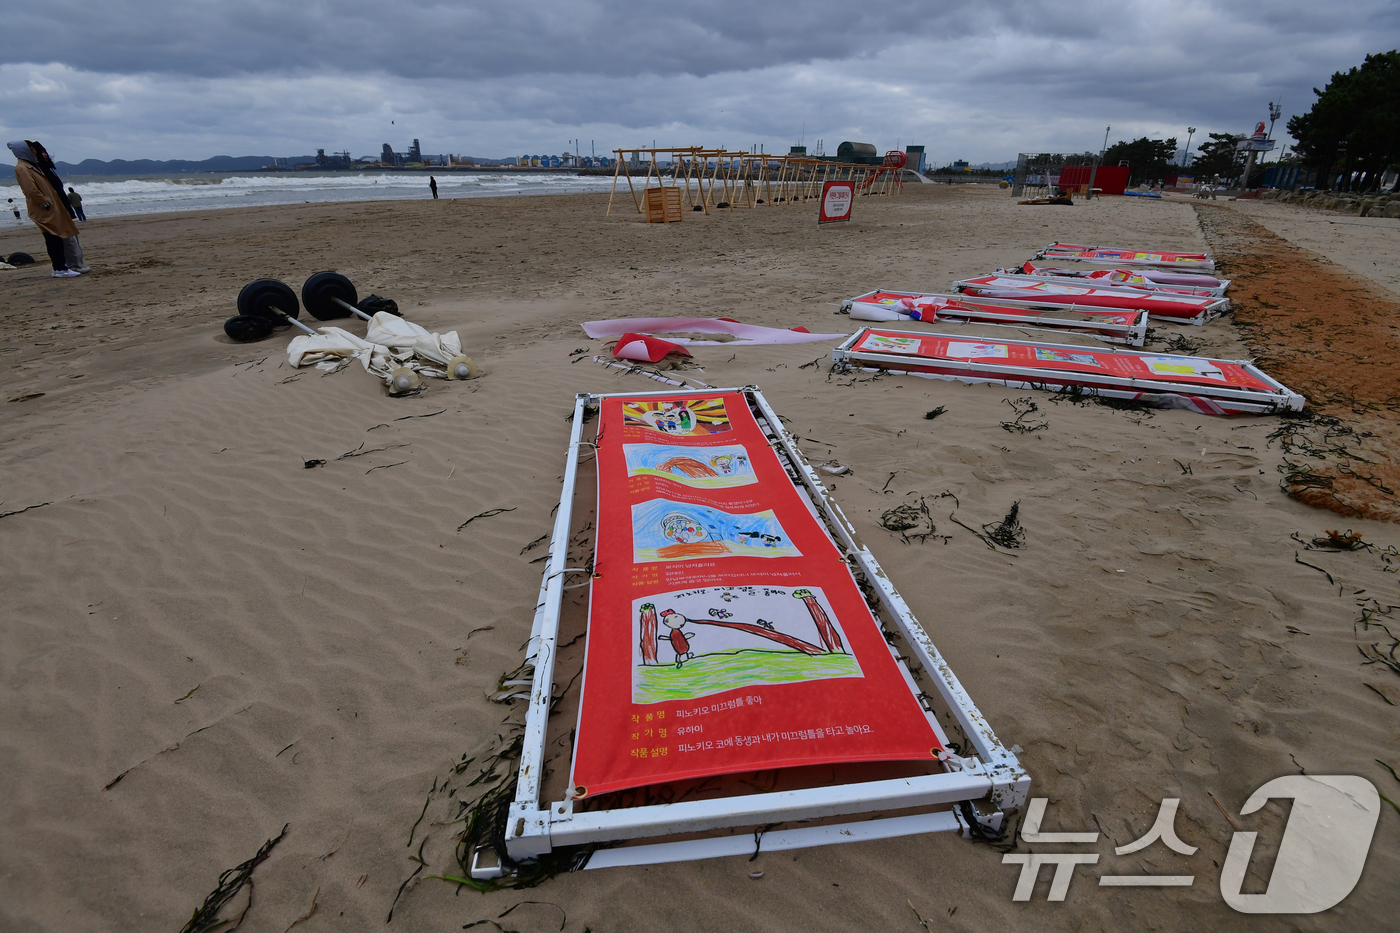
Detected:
left=818, top=180, right=854, bottom=223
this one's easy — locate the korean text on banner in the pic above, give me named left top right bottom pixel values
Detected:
left=570, top=392, right=941, bottom=797
left=818, top=181, right=855, bottom=224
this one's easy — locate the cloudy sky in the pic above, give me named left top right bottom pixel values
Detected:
left=1, top=1, right=1395, bottom=166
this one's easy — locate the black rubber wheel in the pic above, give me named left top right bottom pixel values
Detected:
left=237, top=278, right=300, bottom=323
left=223, top=314, right=275, bottom=342
left=6, top=251, right=35, bottom=266
left=302, top=271, right=358, bottom=321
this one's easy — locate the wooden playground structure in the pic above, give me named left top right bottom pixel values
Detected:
left=607, top=148, right=909, bottom=218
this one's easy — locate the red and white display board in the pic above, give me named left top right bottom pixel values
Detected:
left=1035, top=242, right=1216, bottom=271
left=844, top=289, right=1148, bottom=345
left=572, top=392, right=941, bottom=796
left=833, top=328, right=1304, bottom=415
left=818, top=180, right=854, bottom=223
left=953, top=274, right=1229, bottom=325
left=1016, top=262, right=1230, bottom=298
left=494, top=388, right=1028, bottom=873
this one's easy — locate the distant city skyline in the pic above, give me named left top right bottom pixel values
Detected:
left=3, top=2, right=1395, bottom=166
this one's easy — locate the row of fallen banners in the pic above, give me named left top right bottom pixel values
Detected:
left=571, top=393, right=942, bottom=798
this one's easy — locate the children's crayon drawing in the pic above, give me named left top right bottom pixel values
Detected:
left=631, top=498, right=802, bottom=563
left=1142, top=356, right=1225, bottom=379
left=945, top=341, right=1009, bottom=359
left=859, top=334, right=921, bottom=354
left=632, top=585, right=862, bottom=704
left=622, top=397, right=731, bottom=437
left=1034, top=348, right=1100, bottom=366
left=623, top=443, right=756, bottom=489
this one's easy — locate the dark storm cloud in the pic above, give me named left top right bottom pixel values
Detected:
left=5, top=0, right=1391, bottom=83
left=7, top=0, right=991, bottom=79
left=1, top=1, right=1395, bottom=162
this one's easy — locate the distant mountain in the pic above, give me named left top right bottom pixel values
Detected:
left=48, top=155, right=299, bottom=176
left=1, top=154, right=548, bottom=176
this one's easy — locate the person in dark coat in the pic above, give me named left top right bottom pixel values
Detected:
left=8, top=140, right=84, bottom=276
left=30, top=141, right=88, bottom=272
left=67, top=186, right=86, bottom=221
left=429, top=176, right=438, bottom=199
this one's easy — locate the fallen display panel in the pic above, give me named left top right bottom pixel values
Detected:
left=1014, top=262, right=1230, bottom=298
left=842, top=289, right=1148, bottom=345
left=1034, top=242, right=1217, bottom=271
left=491, top=388, right=1028, bottom=873
left=952, top=274, right=1229, bottom=325
left=832, top=328, right=1305, bottom=415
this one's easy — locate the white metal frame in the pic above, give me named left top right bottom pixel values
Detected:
left=1034, top=243, right=1217, bottom=272
left=492, top=387, right=1029, bottom=874
left=842, top=289, right=1149, bottom=345
left=951, top=274, right=1229, bottom=325
left=832, top=327, right=1305, bottom=415
left=1009, top=264, right=1231, bottom=298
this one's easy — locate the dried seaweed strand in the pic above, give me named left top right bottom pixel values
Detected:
left=0, top=501, right=53, bottom=520
left=337, top=442, right=410, bottom=460
left=366, top=460, right=409, bottom=474
left=179, top=824, right=289, bottom=933
left=458, top=507, right=516, bottom=533
left=1293, top=552, right=1335, bottom=585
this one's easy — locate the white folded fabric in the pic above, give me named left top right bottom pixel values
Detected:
left=287, top=312, right=465, bottom=386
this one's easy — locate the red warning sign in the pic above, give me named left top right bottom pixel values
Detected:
left=818, top=180, right=855, bottom=224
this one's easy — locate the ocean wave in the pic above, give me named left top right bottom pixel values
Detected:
left=0, top=171, right=619, bottom=218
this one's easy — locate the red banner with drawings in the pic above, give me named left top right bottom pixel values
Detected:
left=851, top=330, right=1275, bottom=391
left=569, top=392, right=941, bottom=798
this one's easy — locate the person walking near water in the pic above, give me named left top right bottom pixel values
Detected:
left=67, top=186, right=86, bottom=221
left=429, top=176, right=438, bottom=199
left=7, top=198, right=19, bottom=222
left=8, top=140, right=87, bottom=277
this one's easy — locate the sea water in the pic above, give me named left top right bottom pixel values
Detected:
left=0, top=170, right=621, bottom=221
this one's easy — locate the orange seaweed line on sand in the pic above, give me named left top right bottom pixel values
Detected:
left=1196, top=204, right=1400, bottom=522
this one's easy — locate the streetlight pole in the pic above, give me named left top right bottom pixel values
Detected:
left=1183, top=127, right=1196, bottom=169
left=1087, top=125, right=1109, bottom=200
left=1265, top=101, right=1282, bottom=173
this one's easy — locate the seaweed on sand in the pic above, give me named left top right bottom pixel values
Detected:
left=179, top=824, right=289, bottom=933
left=984, top=502, right=1026, bottom=549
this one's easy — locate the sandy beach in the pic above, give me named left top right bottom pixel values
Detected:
left=2, top=185, right=1397, bottom=931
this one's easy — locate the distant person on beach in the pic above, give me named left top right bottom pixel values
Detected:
left=67, top=186, right=86, bottom=221
left=7, top=198, right=19, bottom=222
left=8, top=140, right=88, bottom=277
left=429, top=176, right=438, bottom=199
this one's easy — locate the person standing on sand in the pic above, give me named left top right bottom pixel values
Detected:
left=30, top=141, right=89, bottom=273
left=7, top=198, right=19, bottom=222
left=67, top=186, right=86, bottom=221
left=429, top=176, right=438, bottom=199
left=7, top=140, right=86, bottom=277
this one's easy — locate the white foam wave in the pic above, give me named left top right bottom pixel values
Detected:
left=0, top=171, right=618, bottom=218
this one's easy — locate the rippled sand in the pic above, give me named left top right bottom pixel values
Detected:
left=2, top=186, right=1396, bottom=931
